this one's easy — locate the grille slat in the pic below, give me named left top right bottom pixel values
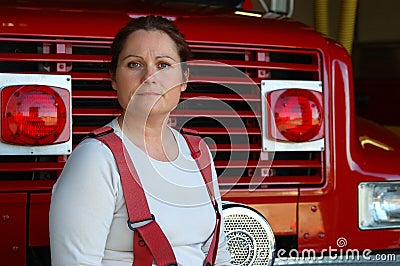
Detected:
left=0, top=52, right=109, bottom=62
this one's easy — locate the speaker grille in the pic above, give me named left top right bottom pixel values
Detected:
left=223, top=203, right=275, bottom=266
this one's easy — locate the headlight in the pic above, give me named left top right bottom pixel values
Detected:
left=358, top=182, right=400, bottom=230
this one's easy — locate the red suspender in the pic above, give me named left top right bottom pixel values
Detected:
left=89, top=127, right=177, bottom=266
left=180, top=129, right=221, bottom=266
left=88, top=126, right=220, bottom=266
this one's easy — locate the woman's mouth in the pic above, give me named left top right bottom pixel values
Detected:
left=136, top=91, right=162, bottom=96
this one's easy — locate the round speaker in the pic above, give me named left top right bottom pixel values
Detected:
left=222, top=202, right=275, bottom=266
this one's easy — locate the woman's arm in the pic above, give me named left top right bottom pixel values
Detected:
left=49, top=139, right=119, bottom=265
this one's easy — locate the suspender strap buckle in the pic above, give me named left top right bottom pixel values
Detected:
left=127, top=214, right=155, bottom=231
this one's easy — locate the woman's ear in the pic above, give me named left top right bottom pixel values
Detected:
left=181, top=68, right=189, bottom=92
left=110, top=72, right=117, bottom=91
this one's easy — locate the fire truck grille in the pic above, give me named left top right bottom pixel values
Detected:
left=0, top=36, right=324, bottom=189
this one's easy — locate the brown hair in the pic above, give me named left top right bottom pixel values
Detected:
left=109, top=15, right=191, bottom=78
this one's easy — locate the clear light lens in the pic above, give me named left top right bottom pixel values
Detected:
left=359, top=182, right=400, bottom=230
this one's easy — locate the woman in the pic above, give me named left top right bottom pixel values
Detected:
left=49, top=15, right=231, bottom=265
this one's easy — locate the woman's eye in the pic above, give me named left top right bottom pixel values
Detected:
left=127, top=62, right=141, bottom=68
left=158, top=62, right=171, bottom=69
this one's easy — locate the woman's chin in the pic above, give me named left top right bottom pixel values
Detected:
left=126, top=104, right=170, bottom=120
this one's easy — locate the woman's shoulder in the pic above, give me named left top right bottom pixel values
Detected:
left=71, top=120, right=121, bottom=164
left=76, top=135, right=111, bottom=152
left=173, top=127, right=213, bottom=157
left=170, top=127, right=206, bottom=155
left=57, top=125, right=121, bottom=189
left=75, top=118, right=121, bottom=154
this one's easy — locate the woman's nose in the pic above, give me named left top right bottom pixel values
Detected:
left=142, top=65, right=157, bottom=83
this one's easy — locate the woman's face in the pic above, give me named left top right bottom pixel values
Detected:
left=111, top=29, right=187, bottom=119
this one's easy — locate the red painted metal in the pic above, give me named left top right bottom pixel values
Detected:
left=72, top=90, right=117, bottom=99
left=219, top=175, right=323, bottom=186
left=0, top=5, right=327, bottom=49
left=208, top=144, right=261, bottom=152
left=180, top=93, right=260, bottom=102
left=222, top=188, right=299, bottom=236
left=187, top=127, right=261, bottom=135
left=297, top=39, right=400, bottom=252
left=72, top=108, right=122, bottom=116
left=0, top=180, right=55, bottom=192
left=72, top=126, right=261, bottom=135
left=0, top=162, right=64, bottom=172
left=69, top=72, right=110, bottom=80
left=0, top=193, right=27, bottom=266
left=214, top=160, right=321, bottom=169
left=29, top=193, right=52, bottom=246
left=189, top=59, right=319, bottom=72
left=0, top=53, right=108, bottom=63
left=188, top=75, right=262, bottom=85
left=171, top=110, right=261, bottom=118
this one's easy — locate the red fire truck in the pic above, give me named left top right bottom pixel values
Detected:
left=0, top=0, right=399, bottom=265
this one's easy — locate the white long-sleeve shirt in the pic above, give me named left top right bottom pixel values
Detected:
left=49, top=118, right=231, bottom=266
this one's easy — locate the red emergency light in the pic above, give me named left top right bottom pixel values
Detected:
left=1, top=85, right=70, bottom=146
left=267, top=88, right=324, bottom=142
